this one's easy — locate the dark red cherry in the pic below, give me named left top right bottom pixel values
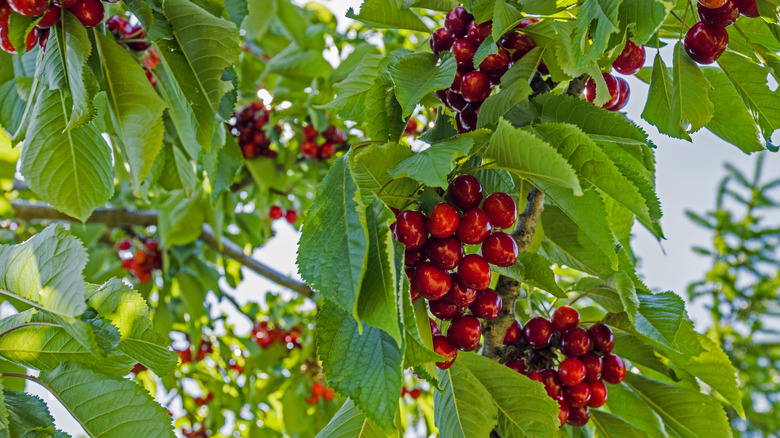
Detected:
left=460, top=71, right=492, bottom=102
left=557, top=358, right=586, bottom=386
left=528, top=371, right=542, bottom=383
left=734, top=0, right=759, bottom=16
left=504, top=358, right=526, bottom=374
left=37, top=27, right=47, bottom=49
left=456, top=209, right=491, bottom=244
left=567, top=406, right=590, bottom=427
left=560, top=328, right=592, bottom=357
left=444, top=273, right=478, bottom=307
left=457, top=254, right=491, bottom=290
left=503, top=320, right=521, bottom=345
left=563, top=382, right=592, bottom=408
left=1, top=17, right=16, bottom=54
left=446, top=89, right=468, bottom=111
left=539, top=369, right=563, bottom=398
left=0, top=0, right=13, bottom=20
left=683, top=22, right=728, bottom=64
left=456, top=103, right=479, bottom=132
left=612, top=40, right=645, bottom=75
left=551, top=305, right=580, bottom=333
left=70, top=0, right=104, bottom=28
left=518, top=18, right=539, bottom=27
left=587, top=323, right=615, bottom=353
left=429, top=299, right=464, bottom=321
left=52, top=0, right=79, bottom=7
left=469, top=288, right=501, bottom=320
left=557, top=400, right=569, bottom=427
left=444, top=6, right=473, bottom=38
left=499, top=30, right=535, bottom=61
left=408, top=270, right=422, bottom=302
left=587, top=380, right=607, bottom=407
left=611, top=77, right=630, bottom=111
left=436, top=88, right=449, bottom=105
left=451, top=38, right=477, bottom=71
left=450, top=71, right=464, bottom=92
left=415, top=262, right=452, bottom=300
left=466, top=20, right=491, bottom=46
left=481, top=232, right=518, bottom=267
left=523, top=317, right=552, bottom=348
left=430, top=27, right=454, bottom=54
left=37, top=5, right=61, bottom=28
left=580, top=352, right=603, bottom=383
left=433, top=335, right=457, bottom=369
left=482, top=192, right=517, bottom=229
left=24, top=25, right=36, bottom=51
left=448, top=175, right=483, bottom=210
left=699, top=0, right=727, bottom=7
left=479, top=49, right=511, bottom=78
left=698, top=0, right=739, bottom=27
left=404, top=248, right=426, bottom=267
left=427, top=202, right=460, bottom=238
left=425, top=236, right=463, bottom=270
left=602, top=354, right=627, bottom=384
left=395, top=210, right=428, bottom=250
left=447, top=314, right=482, bottom=351
left=298, top=138, right=319, bottom=157
left=584, top=73, right=620, bottom=109
left=430, top=317, right=441, bottom=335
left=8, top=0, right=47, bottom=17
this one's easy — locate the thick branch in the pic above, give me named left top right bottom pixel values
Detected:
left=9, top=200, right=313, bottom=298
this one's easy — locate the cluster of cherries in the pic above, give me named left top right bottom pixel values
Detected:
left=228, top=102, right=281, bottom=159
left=182, top=428, right=207, bottom=438
left=105, top=15, right=156, bottom=85
left=175, top=339, right=214, bottom=364
left=305, top=382, right=335, bottom=405
left=300, top=124, right=345, bottom=160
left=251, top=321, right=302, bottom=351
left=584, top=41, right=645, bottom=111
left=393, top=175, right=520, bottom=367
left=0, top=0, right=107, bottom=54
left=684, top=0, right=757, bottom=64
left=118, top=238, right=162, bottom=283
left=193, top=392, right=214, bottom=406
left=501, top=306, right=626, bottom=427
left=400, top=386, right=422, bottom=399
left=269, top=205, right=298, bottom=224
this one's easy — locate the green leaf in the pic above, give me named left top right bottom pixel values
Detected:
left=349, top=142, right=415, bottom=208
left=315, top=399, right=393, bottom=438
left=587, top=271, right=639, bottom=321
left=634, top=292, right=685, bottom=348
left=477, top=47, right=542, bottom=129
left=6, top=13, right=35, bottom=56
left=605, top=383, right=667, bottom=437
left=316, top=301, right=403, bottom=431
left=0, top=225, right=87, bottom=317
left=491, top=0, right=522, bottom=42
left=404, top=0, right=459, bottom=11
left=701, top=68, right=764, bottom=153
left=434, top=358, right=498, bottom=438
left=157, top=189, right=207, bottom=246
left=389, top=52, right=457, bottom=118
left=641, top=53, right=682, bottom=139
left=472, top=168, right=515, bottom=195
left=492, top=252, right=567, bottom=297
left=364, top=76, right=406, bottom=142
left=298, top=154, right=369, bottom=316
left=618, top=0, right=673, bottom=44
left=39, top=363, right=175, bottom=437
left=0, top=79, right=26, bottom=135
left=672, top=42, right=714, bottom=139
left=322, top=54, right=383, bottom=123
left=2, top=390, right=57, bottom=438
left=484, top=119, right=582, bottom=194
left=346, top=0, right=427, bottom=31
left=590, top=410, right=648, bottom=437
left=206, top=133, right=243, bottom=205
left=388, top=137, right=473, bottom=188
left=93, top=31, right=165, bottom=189
left=243, top=0, right=275, bottom=39
left=571, top=0, right=622, bottom=67
left=266, top=48, right=333, bottom=79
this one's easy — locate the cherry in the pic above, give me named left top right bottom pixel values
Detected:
left=444, top=273, right=478, bottom=306
left=557, top=358, right=586, bottom=386
left=551, top=306, right=579, bottom=333
left=499, top=30, right=536, bottom=62
left=425, top=237, right=463, bottom=270
left=450, top=71, right=463, bottom=93
left=683, top=22, right=728, bottom=64
left=433, top=335, right=458, bottom=369
left=734, top=0, right=759, bottom=16
left=466, top=20, right=491, bottom=46
left=444, top=6, right=473, bottom=38
left=69, top=0, right=104, bottom=28
left=567, top=406, right=590, bottom=427
left=430, top=27, right=454, bottom=54
left=285, top=209, right=298, bottom=223
left=479, top=49, right=511, bottom=78
left=560, top=328, right=592, bottom=357
left=457, top=254, right=491, bottom=290
left=447, top=314, right=482, bottom=351
left=409, top=388, right=421, bottom=399
left=584, top=73, right=620, bottom=109
left=269, top=205, right=284, bottom=220
left=406, top=268, right=422, bottom=302
left=405, top=248, right=426, bottom=267
left=448, top=175, right=483, bottom=210
left=415, top=262, right=452, bottom=300
left=557, top=400, right=569, bottom=427
left=481, top=192, right=517, bottom=229
left=7, top=0, right=46, bottom=17
left=611, top=77, right=630, bottom=111
left=481, top=232, right=518, bottom=267
left=698, top=0, right=739, bottom=27
left=563, top=382, right=592, bottom=408
left=300, top=140, right=318, bottom=158
left=117, top=239, right=132, bottom=251
left=460, top=71, right=492, bottom=102
left=587, top=380, right=607, bottom=408
left=318, top=142, right=336, bottom=159
left=528, top=371, right=542, bottom=383
left=456, top=103, right=479, bottom=132
left=612, top=40, right=645, bottom=75
left=503, top=320, right=521, bottom=345
left=587, top=323, right=615, bottom=353
left=580, top=352, right=603, bottom=383
left=436, top=88, right=449, bottom=105
left=427, top=202, right=460, bottom=238
left=504, top=358, right=526, bottom=374
left=37, top=5, right=61, bottom=28
left=469, top=288, right=502, bottom=320
left=446, top=89, right=468, bottom=111
left=456, top=209, right=491, bottom=244
left=523, top=317, right=552, bottom=348
left=430, top=317, right=441, bottom=335
left=429, top=298, right=464, bottom=320
left=518, top=18, right=539, bottom=27
left=699, top=0, right=727, bottom=7
left=52, top=0, right=78, bottom=7
left=404, top=118, right=418, bottom=136
left=0, top=0, right=12, bottom=20
left=0, top=17, right=16, bottom=54
left=302, top=124, right=318, bottom=139
left=126, top=25, right=151, bottom=51
left=451, top=38, right=477, bottom=71
left=144, top=239, right=158, bottom=252
left=602, top=354, right=627, bottom=384
left=323, top=126, right=346, bottom=143
left=395, top=210, right=428, bottom=250
left=539, top=369, right=563, bottom=398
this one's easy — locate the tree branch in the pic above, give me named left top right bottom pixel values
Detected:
left=9, top=200, right=313, bottom=298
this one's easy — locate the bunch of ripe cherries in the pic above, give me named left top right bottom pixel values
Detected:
left=393, top=174, right=520, bottom=366
left=228, top=102, right=282, bottom=159
left=300, top=123, right=346, bottom=160
left=502, top=305, right=626, bottom=427
left=584, top=41, right=645, bottom=111
left=305, top=382, right=335, bottom=405
left=118, top=238, right=162, bottom=283
left=269, top=205, right=298, bottom=224
left=251, top=320, right=303, bottom=351
left=685, top=0, right=758, bottom=65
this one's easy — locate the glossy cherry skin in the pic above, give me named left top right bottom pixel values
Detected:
left=429, top=298, right=464, bottom=321
left=430, top=317, right=441, bottom=335
left=0, top=0, right=12, bottom=21
left=444, top=273, right=478, bottom=306
left=460, top=71, right=492, bottom=102
left=560, top=327, right=592, bottom=357
left=395, top=210, right=428, bottom=250
left=457, top=103, right=479, bottom=132
left=588, top=323, right=615, bottom=353
left=469, top=288, right=502, bottom=320
left=503, top=320, right=521, bottom=344
left=406, top=268, right=421, bottom=302
left=447, top=89, right=468, bottom=112
left=558, top=358, right=587, bottom=387
left=456, top=209, right=492, bottom=244
left=466, top=20, right=491, bottom=46
left=698, top=0, right=739, bottom=27
left=612, top=40, right=645, bottom=75
left=734, top=0, right=759, bottom=17
left=427, top=203, right=460, bottom=238
left=433, top=335, right=458, bottom=369
left=563, top=382, right=592, bottom=408
left=425, top=237, right=463, bottom=270
left=482, top=192, right=517, bottom=229
left=567, top=406, right=590, bottom=427
left=539, top=369, right=563, bottom=398
left=37, top=5, right=61, bottom=28
left=415, top=262, right=452, bottom=300
left=551, top=305, right=580, bottom=333
left=444, top=6, right=473, bottom=38
left=683, top=22, right=728, bottom=64
left=404, top=248, right=426, bottom=267
left=0, top=16, right=15, bottom=54
left=580, top=352, right=603, bottom=383
left=557, top=400, right=569, bottom=427
left=611, top=77, right=630, bottom=111
left=450, top=71, right=464, bottom=92
left=52, top=0, right=79, bottom=7
left=451, top=38, right=477, bottom=71
left=523, top=317, right=553, bottom=348
left=318, top=142, right=336, bottom=159
left=587, top=380, right=607, bottom=407
left=584, top=73, right=621, bottom=109
left=528, top=371, right=542, bottom=383
left=602, top=354, right=627, bottom=384
left=504, top=358, right=526, bottom=374
left=70, top=0, right=105, bottom=28
left=499, top=30, right=535, bottom=62
left=448, top=175, right=483, bottom=210
left=699, top=0, right=727, bottom=7
left=8, top=0, right=47, bottom=17
left=457, top=254, right=491, bottom=290
left=269, top=205, right=284, bottom=220
left=447, top=314, right=482, bottom=351
left=479, top=49, right=511, bottom=78
left=430, top=27, right=454, bottom=54
left=482, top=232, right=518, bottom=267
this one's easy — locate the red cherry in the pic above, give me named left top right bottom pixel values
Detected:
left=557, top=400, right=569, bottom=427
left=567, top=406, right=590, bottom=427
left=528, top=371, right=542, bottom=382
left=405, top=248, right=426, bottom=267
left=587, top=380, right=607, bottom=407
left=447, top=314, right=482, bottom=351
left=7, top=0, right=46, bottom=17
left=433, top=335, right=457, bottom=369
left=406, top=268, right=422, bottom=302
left=551, top=305, right=579, bottom=333
left=557, top=358, right=586, bottom=386
left=456, top=209, right=491, bottom=244
left=430, top=317, right=441, bottom=335
left=734, top=0, right=759, bottom=16
left=415, top=262, right=452, bottom=300
left=612, top=40, right=645, bottom=75
left=318, top=142, right=336, bottom=159
left=504, top=358, right=526, bottom=374
left=580, top=352, right=603, bottom=383
left=479, top=49, right=511, bottom=78
left=144, top=238, right=159, bottom=252
left=395, top=210, right=428, bottom=250
left=457, top=254, right=491, bottom=290
left=285, top=209, right=298, bottom=223
left=0, top=0, right=12, bottom=20
left=409, top=388, right=421, bottom=399
left=450, top=71, right=464, bottom=93
left=698, top=0, right=739, bottom=27
left=117, top=239, right=132, bottom=251
left=446, top=89, right=468, bottom=111
left=448, top=175, right=483, bottom=210
left=52, top=0, right=78, bottom=6
left=503, top=320, right=521, bottom=345
left=269, top=205, right=284, bottom=220
left=611, top=77, right=630, bottom=111
left=499, top=31, right=536, bottom=62
left=427, top=202, right=460, bottom=238
left=451, top=38, right=477, bottom=71
left=518, top=18, right=539, bottom=27
left=683, top=22, right=728, bottom=64
left=587, top=323, right=615, bottom=353
left=523, top=317, right=552, bottom=348
left=456, top=103, right=479, bottom=133
left=466, top=20, right=491, bottom=46
left=584, top=73, right=620, bottom=109
left=563, top=382, right=592, bottom=408
left=322, top=126, right=346, bottom=143
left=430, top=27, right=455, bottom=54
left=425, top=236, right=463, bottom=270
left=482, top=192, right=517, bottom=229
left=0, top=16, right=17, bottom=55
left=560, top=328, right=592, bottom=357
left=444, top=6, right=473, bottom=38
left=699, top=0, right=727, bottom=7
left=539, top=369, right=563, bottom=398
left=302, top=124, right=318, bottom=140
left=301, top=140, right=318, bottom=158
left=404, top=118, right=418, bottom=136
left=469, top=288, right=502, bottom=320
left=481, top=232, right=518, bottom=267
left=429, top=298, right=464, bottom=320
left=602, top=354, right=627, bottom=384
left=69, top=0, right=105, bottom=28
left=460, top=71, right=492, bottom=102
left=444, top=273, right=478, bottom=307
left=37, top=5, right=61, bottom=28
left=436, top=88, right=449, bottom=105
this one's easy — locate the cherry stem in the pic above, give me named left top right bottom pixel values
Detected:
left=669, top=11, right=690, bottom=30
